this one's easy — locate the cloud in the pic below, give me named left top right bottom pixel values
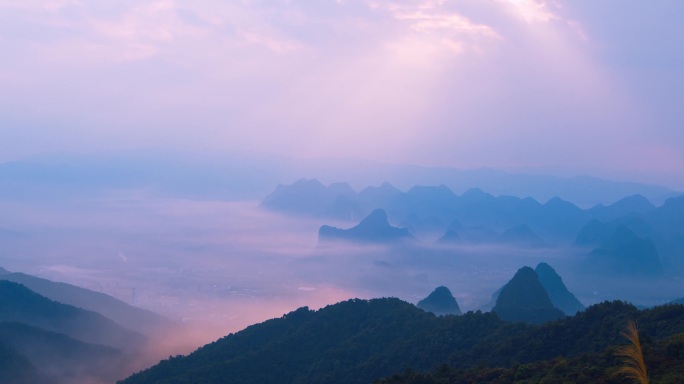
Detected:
left=0, top=0, right=682, bottom=188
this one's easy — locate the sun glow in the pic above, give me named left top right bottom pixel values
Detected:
left=499, top=0, right=558, bottom=23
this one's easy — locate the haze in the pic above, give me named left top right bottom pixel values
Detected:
left=1, top=0, right=684, bottom=373
left=1, top=0, right=683, bottom=188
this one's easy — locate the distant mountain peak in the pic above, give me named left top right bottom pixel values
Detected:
left=544, top=197, right=573, bottom=208
left=461, top=187, right=491, bottom=200
left=535, top=263, right=584, bottom=315
left=617, top=194, right=652, bottom=205
left=436, top=230, right=461, bottom=244
left=417, top=286, right=461, bottom=316
left=584, top=225, right=662, bottom=276
left=318, top=209, right=413, bottom=244
left=463, top=187, right=485, bottom=195
left=328, top=182, right=356, bottom=196
left=292, top=178, right=326, bottom=188
left=493, top=266, right=565, bottom=324
left=497, top=224, right=545, bottom=247
left=358, top=208, right=389, bottom=227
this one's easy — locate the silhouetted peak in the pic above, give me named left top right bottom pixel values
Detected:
left=437, top=230, right=461, bottom=244
left=586, top=225, right=662, bottom=276
left=406, top=185, right=455, bottom=199
left=292, top=178, right=327, bottom=191
left=417, top=286, right=461, bottom=316
left=662, top=195, right=684, bottom=210
left=461, top=187, right=491, bottom=200
left=493, top=266, right=565, bottom=324
left=328, top=182, right=356, bottom=196
left=498, top=224, right=545, bottom=247
left=534, top=262, right=555, bottom=276
left=0, top=280, right=35, bottom=296
left=611, top=194, right=653, bottom=208
left=318, top=209, right=413, bottom=244
left=495, top=267, right=552, bottom=308
left=358, top=182, right=402, bottom=201
left=574, top=219, right=612, bottom=246
left=358, top=209, right=390, bottom=228
left=606, top=225, right=639, bottom=244
left=535, top=263, right=584, bottom=315
left=544, top=197, right=574, bottom=209
left=379, top=181, right=398, bottom=190
left=520, top=196, right=542, bottom=208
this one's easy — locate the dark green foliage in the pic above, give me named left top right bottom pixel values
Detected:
left=417, top=286, right=462, bottom=316
left=493, top=267, right=565, bottom=324
left=120, top=298, right=684, bottom=384
left=121, top=298, right=504, bottom=384
left=377, top=331, right=684, bottom=384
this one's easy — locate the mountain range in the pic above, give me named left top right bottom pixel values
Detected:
left=0, top=269, right=174, bottom=384
left=1, top=153, right=676, bottom=205
left=0, top=268, right=170, bottom=336
left=319, top=209, right=414, bottom=244
left=265, top=180, right=684, bottom=277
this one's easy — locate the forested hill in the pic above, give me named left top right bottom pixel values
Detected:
left=120, top=298, right=684, bottom=384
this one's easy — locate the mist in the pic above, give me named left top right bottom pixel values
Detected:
left=2, top=1, right=684, bottom=382
left=2, top=187, right=680, bottom=337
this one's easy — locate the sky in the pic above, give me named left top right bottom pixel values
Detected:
left=1, top=0, right=683, bottom=188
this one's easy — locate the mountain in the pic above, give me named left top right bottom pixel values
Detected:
left=497, top=224, right=546, bottom=247
left=260, top=179, right=363, bottom=220
left=0, top=269, right=171, bottom=336
left=436, top=230, right=462, bottom=244
left=386, top=185, right=460, bottom=231
left=357, top=182, right=402, bottom=211
left=585, top=226, right=662, bottom=276
left=0, top=281, right=145, bottom=353
left=534, top=263, right=584, bottom=315
left=492, top=267, right=565, bottom=324
left=589, top=194, right=655, bottom=222
left=120, top=298, right=684, bottom=384
left=0, top=340, right=46, bottom=384
left=121, top=298, right=504, bottom=384
left=574, top=219, right=614, bottom=246
left=318, top=209, right=414, bottom=244
left=0, top=321, right=126, bottom=384
left=416, top=286, right=462, bottom=316
left=440, top=221, right=498, bottom=244
left=262, top=181, right=596, bottom=244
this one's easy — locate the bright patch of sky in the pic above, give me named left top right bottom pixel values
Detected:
left=0, top=0, right=682, bottom=188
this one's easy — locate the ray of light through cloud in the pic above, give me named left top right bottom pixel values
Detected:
left=0, top=0, right=682, bottom=187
